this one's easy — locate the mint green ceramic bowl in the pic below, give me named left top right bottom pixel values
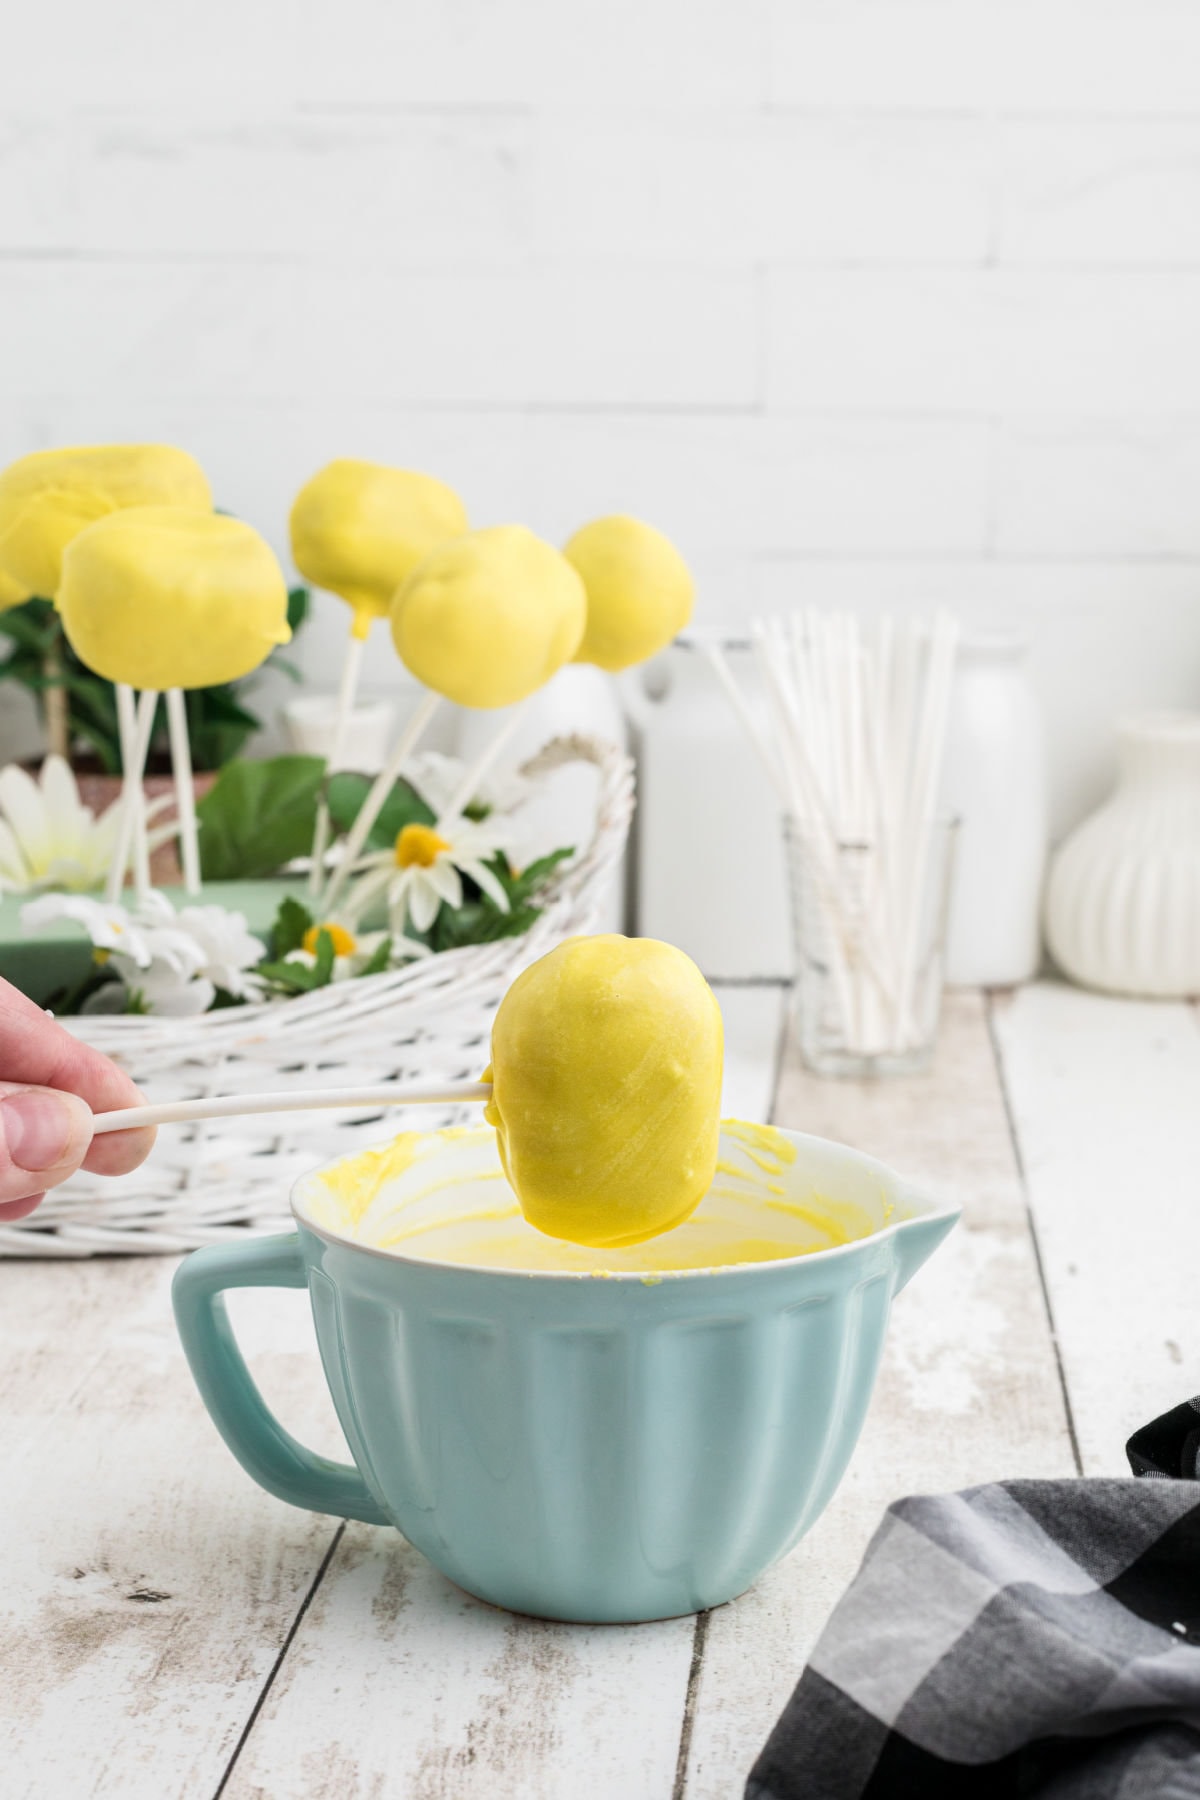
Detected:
left=172, top=1124, right=958, bottom=1623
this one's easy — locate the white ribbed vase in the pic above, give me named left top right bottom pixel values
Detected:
left=1045, top=713, right=1200, bottom=998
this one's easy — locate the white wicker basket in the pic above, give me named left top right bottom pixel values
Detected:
left=3, top=734, right=634, bottom=1258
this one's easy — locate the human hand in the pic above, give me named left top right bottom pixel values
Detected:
left=0, top=977, right=156, bottom=1222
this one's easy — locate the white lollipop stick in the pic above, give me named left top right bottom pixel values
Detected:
left=165, top=687, right=201, bottom=896
left=435, top=700, right=531, bottom=828
left=90, top=1075, right=492, bottom=1136
left=107, top=687, right=157, bottom=904
left=321, top=689, right=442, bottom=914
left=308, top=630, right=366, bottom=896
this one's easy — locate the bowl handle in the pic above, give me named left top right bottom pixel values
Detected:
left=892, top=1208, right=960, bottom=1294
left=172, top=1234, right=389, bottom=1525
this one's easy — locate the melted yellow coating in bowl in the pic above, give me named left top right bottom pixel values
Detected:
left=289, top=460, right=468, bottom=639
left=390, top=524, right=586, bottom=709
left=483, top=934, right=724, bottom=1248
left=0, top=444, right=211, bottom=598
left=302, top=1122, right=879, bottom=1274
left=564, top=515, right=694, bottom=673
left=58, top=506, right=291, bottom=690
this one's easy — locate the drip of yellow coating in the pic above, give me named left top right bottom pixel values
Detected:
left=483, top=934, right=723, bottom=1249
left=310, top=1125, right=488, bottom=1227
left=563, top=515, right=694, bottom=673
left=57, top=507, right=290, bottom=691
left=723, top=1120, right=799, bottom=1175
left=289, top=460, right=468, bottom=639
left=390, top=524, right=586, bottom=709
left=0, top=444, right=211, bottom=598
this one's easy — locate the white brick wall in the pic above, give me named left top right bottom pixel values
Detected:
left=2, top=0, right=1199, bottom=833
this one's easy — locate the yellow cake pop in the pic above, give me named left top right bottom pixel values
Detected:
left=484, top=934, right=724, bottom=1248
left=563, top=515, right=694, bottom=673
left=391, top=524, right=587, bottom=710
left=290, top=460, right=468, bottom=640
left=0, top=444, right=211, bottom=599
left=58, top=506, right=290, bottom=691
left=0, top=568, right=29, bottom=613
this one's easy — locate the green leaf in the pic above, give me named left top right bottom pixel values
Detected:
left=311, top=928, right=336, bottom=984
left=256, top=957, right=323, bottom=995
left=286, top=586, right=311, bottom=633
left=0, top=597, right=58, bottom=652
left=269, top=895, right=315, bottom=960
left=256, top=925, right=336, bottom=994
left=504, top=847, right=575, bottom=905
left=195, top=754, right=325, bottom=880
left=326, top=772, right=435, bottom=851
left=430, top=899, right=544, bottom=954
left=359, top=935, right=392, bottom=977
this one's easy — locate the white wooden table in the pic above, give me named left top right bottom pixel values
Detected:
left=3, top=978, right=1195, bottom=1799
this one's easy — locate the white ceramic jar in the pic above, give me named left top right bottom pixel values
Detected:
left=629, top=646, right=792, bottom=979
left=940, top=636, right=1048, bottom=987
left=1045, top=712, right=1200, bottom=998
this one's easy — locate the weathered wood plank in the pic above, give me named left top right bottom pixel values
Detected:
left=681, top=989, right=1077, bottom=1798
left=221, top=1527, right=694, bottom=1800
left=991, top=980, right=1200, bottom=1475
left=0, top=1255, right=346, bottom=1799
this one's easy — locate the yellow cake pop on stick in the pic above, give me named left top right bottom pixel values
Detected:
left=484, top=935, right=724, bottom=1248
left=0, top=444, right=211, bottom=599
left=0, top=443, right=214, bottom=872
left=59, top=506, right=290, bottom=900
left=322, top=526, right=585, bottom=914
left=563, top=514, right=694, bottom=673
left=290, top=460, right=468, bottom=894
left=391, top=525, right=586, bottom=709
left=290, top=460, right=467, bottom=641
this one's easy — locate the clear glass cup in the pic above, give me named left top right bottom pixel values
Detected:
left=783, top=817, right=958, bottom=1078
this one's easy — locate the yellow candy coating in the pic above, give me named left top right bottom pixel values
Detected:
left=484, top=934, right=724, bottom=1248
left=391, top=524, right=587, bottom=710
left=0, top=444, right=211, bottom=598
left=290, top=459, right=468, bottom=639
left=58, top=506, right=291, bottom=691
left=564, top=514, right=694, bottom=673
left=0, top=568, right=29, bottom=613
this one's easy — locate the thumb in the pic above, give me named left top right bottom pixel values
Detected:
left=0, top=1084, right=94, bottom=1221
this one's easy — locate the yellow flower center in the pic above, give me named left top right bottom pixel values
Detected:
left=92, top=947, right=112, bottom=966
left=395, top=823, right=449, bottom=869
left=303, top=922, right=357, bottom=957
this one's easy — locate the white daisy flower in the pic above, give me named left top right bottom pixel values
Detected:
left=280, top=919, right=429, bottom=983
left=22, top=888, right=266, bottom=1014
left=342, top=817, right=513, bottom=938
left=172, top=904, right=267, bottom=1002
left=0, top=755, right=173, bottom=895
left=22, top=892, right=158, bottom=966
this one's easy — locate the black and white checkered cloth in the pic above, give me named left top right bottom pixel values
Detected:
left=747, top=1401, right=1200, bottom=1799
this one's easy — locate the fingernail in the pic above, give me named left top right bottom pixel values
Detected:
left=1, top=1092, right=78, bottom=1171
